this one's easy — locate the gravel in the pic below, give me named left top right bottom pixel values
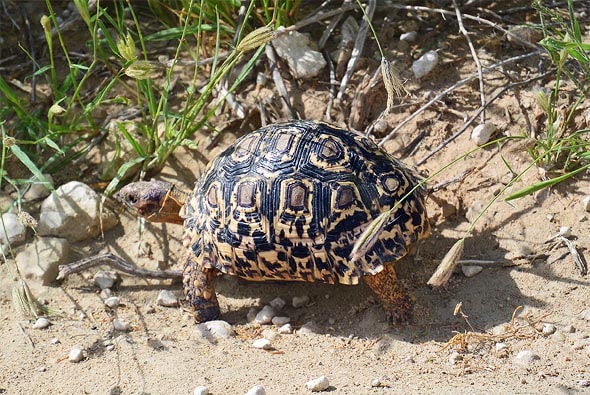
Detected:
left=156, top=290, right=178, bottom=307
left=305, top=376, right=329, bottom=392
left=245, top=384, right=266, bottom=395
left=32, top=317, right=50, bottom=329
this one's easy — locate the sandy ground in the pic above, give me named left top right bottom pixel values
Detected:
left=1, top=2, right=590, bottom=394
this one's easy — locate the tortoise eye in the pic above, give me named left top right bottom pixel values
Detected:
left=127, top=193, right=137, bottom=204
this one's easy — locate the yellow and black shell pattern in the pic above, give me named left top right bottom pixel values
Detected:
left=181, top=120, right=429, bottom=285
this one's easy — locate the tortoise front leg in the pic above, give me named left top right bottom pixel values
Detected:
left=183, top=255, right=220, bottom=323
left=364, top=263, right=414, bottom=322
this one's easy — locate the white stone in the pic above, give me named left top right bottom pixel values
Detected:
left=542, top=323, right=557, bottom=336
left=272, top=28, right=326, bottom=79
left=156, top=290, right=178, bottom=307
left=448, top=351, right=463, bottom=365
left=514, top=350, right=540, bottom=367
left=583, top=196, right=590, bottom=212
left=255, top=305, right=275, bottom=324
left=412, top=50, right=439, bottom=78
left=104, top=296, right=120, bottom=309
left=370, top=378, right=381, bottom=387
left=197, top=320, right=235, bottom=339
left=193, top=386, right=209, bottom=395
left=495, top=342, right=507, bottom=353
left=0, top=212, right=26, bottom=250
left=269, top=297, right=286, bottom=310
left=272, top=316, right=290, bottom=326
left=400, top=31, right=417, bottom=42
left=305, top=376, right=329, bottom=392
left=245, top=384, right=266, bottom=395
left=113, top=318, right=130, bottom=331
left=461, top=265, right=483, bottom=277
left=16, top=237, right=70, bottom=284
left=32, top=317, right=50, bottom=329
left=278, top=323, right=293, bottom=334
left=292, top=295, right=310, bottom=308
left=252, top=338, right=272, bottom=350
left=470, top=123, right=497, bottom=145
left=94, top=271, right=118, bottom=289
left=37, top=181, right=118, bottom=242
left=68, top=347, right=84, bottom=363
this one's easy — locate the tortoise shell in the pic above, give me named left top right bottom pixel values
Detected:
left=181, top=120, right=429, bottom=286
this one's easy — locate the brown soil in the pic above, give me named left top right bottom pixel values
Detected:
left=1, top=2, right=589, bottom=394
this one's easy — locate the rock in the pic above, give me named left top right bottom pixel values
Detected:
left=93, top=271, right=118, bottom=289
left=272, top=28, right=326, bottom=79
left=100, top=288, right=112, bottom=299
left=247, top=307, right=257, bottom=322
left=255, top=305, right=275, bottom=324
left=412, top=50, right=439, bottom=79
left=37, top=181, right=118, bottom=242
left=193, top=386, right=209, bottom=395
left=104, top=296, right=120, bottom=309
left=542, top=323, right=557, bottom=336
left=245, top=384, right=266, bottom=395
left=252, top=338, right=272, bottom=350
left=269, top=297, right=286, bottom=310
left=514, top=350, right=540, bottom=368
left=0, top=212, right=27, bottom=251
left=298, top=321, right=320, bottom=335
left=16, top=237, right=70, bottom=284
left=495, top=342, right=508, bottom=353
left=32, top=317, right=50, bottom=329
left=278, top=323, right=293, bottom=334
left=292, top=295, right=310, bottom=308
left=583, top=196, right=590, bottom=212
left=400, top=31, right=417, bottom=42
left=197, top=320, right=235, bottom=339
left=271, top=316, right=290, bottom=326
left=113, top=318, right=130, bottom=331
left=471, top=123, right=497, bottom=145
left=305, top=376, right=329, bottom=392
left=23, top=174, right=54, bottom=201
left=461, top=265, right=483, bottom=277
left=370, top=378, right=381, bottom=387
left=68, top=347, right=84, bottom=363
left=156, top=290, right=178, bottom=307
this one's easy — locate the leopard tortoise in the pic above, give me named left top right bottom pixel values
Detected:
left=116, top=120, right=430, bottom=322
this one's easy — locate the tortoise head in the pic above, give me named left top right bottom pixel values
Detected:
left=115, top=180, right=187, bottom=225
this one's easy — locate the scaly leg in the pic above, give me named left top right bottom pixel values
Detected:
left=183, top=254, right=220, bottom=322
left=364, top=263, right=414, bottom=322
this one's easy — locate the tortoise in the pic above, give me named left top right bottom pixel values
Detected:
left=116, top=120, right=430, bottom=322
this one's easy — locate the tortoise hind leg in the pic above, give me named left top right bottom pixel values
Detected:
left=183, top=254, right=220, bottom=323
left=364, top=263, right=414, bottom=322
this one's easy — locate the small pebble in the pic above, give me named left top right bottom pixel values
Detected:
left=32, top=317, right=50, bottom=329
left=156, top=290, right=178, bottom=307
left=272, top=316, right=291, bottom=326
left=578, top=379, right=589, bottom=387
left=278, top=324, right=293, bottom=334
left=193, top=386, right=209, bottom=395
left=470, top=123, right=497, bottom=145
left=514, top=350, right=540, bottom=368
left=198, top=320, right=235, bottom=339
left=99, top=288, right=112, bottom=299
left=400, top=31, right=417, bottom=42
left=412, top=50, right=439, bottom=79
left=583, top=196, right=590, bottom=212
left=93, top=271, right=118, bottom=289
left=496, top=342, right=507, bottom=353
left=298, top=321, right=320, bottom=335
left=252, top=338, right=272, bottom=350
left=370, top=378, right=381, bottom=387
left=542, top=323, right=557, bottom=336
left=38, top=366, right=47, bottom=372
left=461, top=265, right=483, bottom=277
left=104, top=296, right=120, bottom=309
left=305, top=376, right=330, bottom=392
left=68, top=348, right=84, bottom=363
left=113, top=318, right=130, bottom=331
left=292, top=295, right=310, bottom=308
left=270, top=297, right=286, bottom=310
left=245, top=384, right=266, bottom=395
left=50, top=337, right=60, bottom=344
left=255, top=305, right=276, bottom=325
